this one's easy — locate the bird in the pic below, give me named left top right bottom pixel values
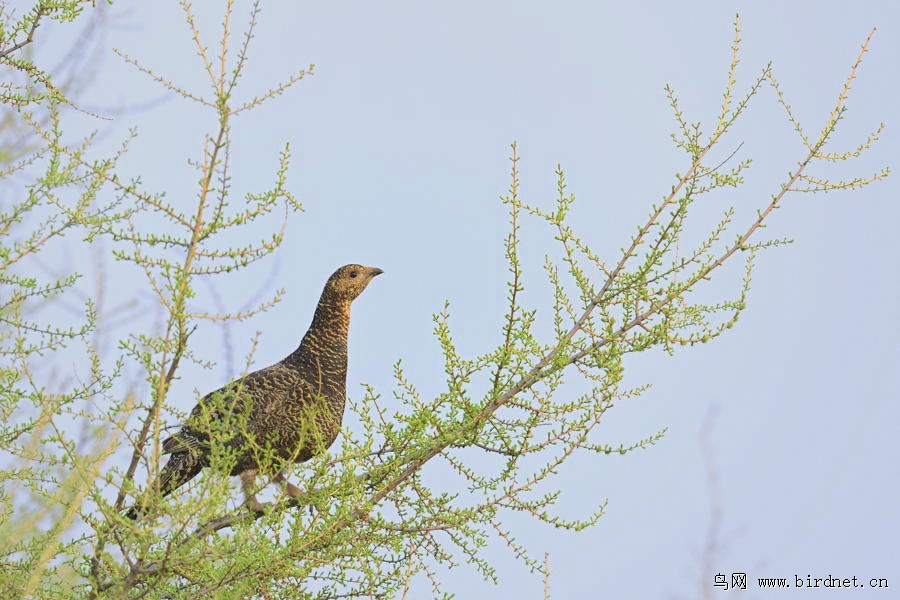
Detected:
left=125, top=264, right=383, bottom=519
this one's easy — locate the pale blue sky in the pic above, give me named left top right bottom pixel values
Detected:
left=31, top=1, right=900, bottom=597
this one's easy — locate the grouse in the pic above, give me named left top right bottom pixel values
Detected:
left=125, top=264, right=383, bottom=518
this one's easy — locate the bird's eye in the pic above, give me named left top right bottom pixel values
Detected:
left=350, top=270, right=359, bottom=278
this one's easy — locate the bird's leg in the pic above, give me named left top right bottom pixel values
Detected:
left=273, top=471, right=304, bottom=499
left=239, top=469, right=270, bottom=512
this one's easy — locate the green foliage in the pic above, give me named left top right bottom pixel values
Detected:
left=0, top=5, right=887, bottom=600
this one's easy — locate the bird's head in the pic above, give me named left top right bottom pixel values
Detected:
left=325, top=264, right=384, bottom=302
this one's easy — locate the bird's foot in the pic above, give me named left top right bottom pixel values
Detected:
left=273, top=472, right=304, bottom=499
left=243, top=496, right=271, bottom=513
left=284, top=481, right=304, bottom=499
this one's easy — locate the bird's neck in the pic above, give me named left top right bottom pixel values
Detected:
left=286, top=295, right=351, bottom=394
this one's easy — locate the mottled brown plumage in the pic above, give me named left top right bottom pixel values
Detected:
left=126, top=264, right=382, bottom=518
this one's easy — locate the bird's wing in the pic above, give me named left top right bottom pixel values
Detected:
left=161, top=429, right=207, bottom=455
left=161, top=363, right=301, bottom=455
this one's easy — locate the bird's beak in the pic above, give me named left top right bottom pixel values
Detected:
left=369, top=267, right=384, bottom=277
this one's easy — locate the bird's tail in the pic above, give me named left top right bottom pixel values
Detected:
left=123, top=452, right=204, bottom=520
